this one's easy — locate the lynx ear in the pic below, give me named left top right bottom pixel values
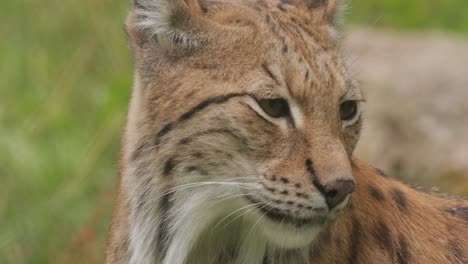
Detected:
left=286, top=0, right=345, bottom=26
left=322, top=0, right=345, bottom=26
left=127, top=0, right=209, bottom=48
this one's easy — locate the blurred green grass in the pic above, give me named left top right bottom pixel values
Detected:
left=0, top=1, right=467, bottom=263
left=0, top=0, right=131, bottom=263
left=350, top=0, right=468, bottom=32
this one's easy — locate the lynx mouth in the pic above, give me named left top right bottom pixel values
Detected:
left=246, top=196, right=328, bottom=228
left=244, top=195, right=328, bottom=248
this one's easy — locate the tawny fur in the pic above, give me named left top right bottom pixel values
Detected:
left=107, top=0, right=468, bottom=263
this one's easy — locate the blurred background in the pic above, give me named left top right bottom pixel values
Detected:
left=1, top=0, right=467, bottom=263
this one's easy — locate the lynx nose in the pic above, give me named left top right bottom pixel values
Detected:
left=324, top=179, right=355, bottom=209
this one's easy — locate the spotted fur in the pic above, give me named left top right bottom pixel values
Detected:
left=107, top=1, right=468, bottom=263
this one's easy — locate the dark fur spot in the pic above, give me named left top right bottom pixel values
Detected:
left=296, top=192, right=307, bottom=198
left=193, top=61, right=218, bottom=70
left=155, top=123, right=174, bottom=146
left=163, top=158, right=176, bottom=176
left=369, top=186, right=385, bottom=202
left=198, top=0, right=209, bottom=13
left=280, top=190, right=289, bottom=195
left=393, top=189, right=408, bottom=211
left=193, top=152, right=204, bottom=159
left=179, top=138, right=191, bottom=145
left=373, top=220, right=393, bottom=251
left=306, top=0, right=328, bottom=9
left=349, top=218, right=362, bottom=263
left=157, top=193, right=174, bottom=260
left=448, top=239, right=466, bottom=263
left=305, top=159, right=316, bottom=176
left=179, top=93, right=247, bottom=122
left=282, top=45, right=288, bottom=54
left=277, top=3, right=287, bottom=11
left=444, top=207, right=468, bottom=221
left=294, top=182, right=302, bottom=188
left=185, top=90, right=196, bottom=99
left=186, top=166, right=197, bottom=172
left=396, top=236, right=411, bottom=264
left=280, top=177, right=290, bottom=184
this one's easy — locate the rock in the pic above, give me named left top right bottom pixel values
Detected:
left=345, top=28, right=468, bottom=193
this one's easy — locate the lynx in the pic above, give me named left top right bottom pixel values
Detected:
left=107, top=0, right=468, bottom=263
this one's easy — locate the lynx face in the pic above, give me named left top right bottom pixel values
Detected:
left=123, top=0, right=364, bottom=262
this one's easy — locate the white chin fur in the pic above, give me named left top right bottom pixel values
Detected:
left=262, top=221, right=322, bottom=249
left=247, top=212, right=323, bottom=249
left=245, top=196, right=352, bottom=249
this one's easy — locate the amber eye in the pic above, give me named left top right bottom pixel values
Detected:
left=340, top=101, right=358, bottom=121
left=256, top=98, right=290, bottom=118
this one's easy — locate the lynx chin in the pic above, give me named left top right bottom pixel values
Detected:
left=106, top=0, right=468, bottom=263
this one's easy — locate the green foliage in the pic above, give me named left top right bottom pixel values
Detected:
left=0, top=0, right=466, bottom=263
left=348, top=0, right=468, bottom=33
left=0, top=0, right=132, bottom=263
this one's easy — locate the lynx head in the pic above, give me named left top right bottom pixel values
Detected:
left=123, top=0, right=363, bottom=262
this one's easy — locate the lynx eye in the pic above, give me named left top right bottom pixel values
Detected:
left=256, top=98, right=290, bottom=118
left=340, top=101, right=358, bottom=121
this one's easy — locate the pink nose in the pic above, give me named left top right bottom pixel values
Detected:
left=323, top=179, right=355, bottom=209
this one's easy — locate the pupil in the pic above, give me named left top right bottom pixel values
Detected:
left=340, top=101, right=357, bottom=121
left=257, top=98, right=290, bottom=118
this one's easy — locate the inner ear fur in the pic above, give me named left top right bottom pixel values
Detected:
left=126, top=0, right=214, bottom=49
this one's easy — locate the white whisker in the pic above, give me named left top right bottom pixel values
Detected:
left=152, top=181, right=259, bottom=201
left=210, top=193, right=252, bottom=206
left=247, top=209, right=268, bottom=239
left=212, top=203, right=261, bottom=232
